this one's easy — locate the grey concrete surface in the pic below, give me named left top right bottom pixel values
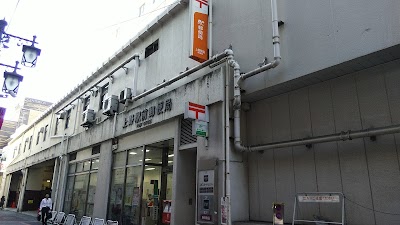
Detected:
left=0, top=209, right=40, bottom=225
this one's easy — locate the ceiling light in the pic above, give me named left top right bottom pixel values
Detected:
left=129, top=152, right=137, bottom=155
left=145, top=167, right=156, bottom=171
left=168, top=154, right=174, bottom=158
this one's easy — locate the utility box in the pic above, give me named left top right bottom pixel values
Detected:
left=102, top=95, right=118, bottom=116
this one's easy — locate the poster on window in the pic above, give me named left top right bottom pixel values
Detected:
left=189, top=0, right=209, bottom=63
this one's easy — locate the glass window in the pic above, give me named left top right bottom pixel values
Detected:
left=43, top=125, right=48, bottom=141
left=114, top=151, right=126, bottom=167
left=123, top=166, right=142, bottom=225
left=83, top=96, right=90, bottom=111
left=83, top=160, right=91, bottom=171
left=108, top=168, right=125, bottom=222
left=65, top=109, right=71, bottom=129
left=127, top=148, right=143, bottom=166
left=36, top=132, right=40, bottom=145
left=76, top=162, right=84, bottom=173
left=99, top=84, right=109, bottom=110
left=54, top=118, right=59, bottom=135
left=28, top=136, right=33, bottom=149
left=70, top=174, right=89, bottom=220
left=91, top=158, right=100, bottom=170
left=63, top=176, right=75, bottom=213
left=85, top=172, right=97, bottom=217
left=69, top=163, right=76, bottom=174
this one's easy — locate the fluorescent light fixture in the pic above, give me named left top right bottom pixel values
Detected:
left=168, top=154, right=174, bottom=158
left=46, top=180, right=51, bottom=183
left=129, top=152, right=137, bottom=155
left=168, top=161, right=173, bottom=163
left=139, top=158, right=152, bottom=162
left=142, top=149, right=150, bottom=152
left=145, top=167, right=156, bottom=171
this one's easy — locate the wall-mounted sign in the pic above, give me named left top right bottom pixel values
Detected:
left=193, top=120, right=208, bottom=137
left=123, top=98, right=172, bottom=129
left=184, top=102, right=209, bottom=122
left=297, top=194, right=340, bottom=203
left=189, top=0, right=209, bottom=63
left=198, top=170, right=215, bottom=224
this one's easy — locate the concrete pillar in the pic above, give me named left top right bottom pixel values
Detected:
left=56, top=155, right=69, bottom=211
left=92, top=140, right=113, bottom=218
left=17, top=168, right=28, bottom=212
left=51, top=157, right=60, bottom=209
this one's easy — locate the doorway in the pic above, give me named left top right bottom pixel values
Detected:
left=142, top=139, right=174, bottom=225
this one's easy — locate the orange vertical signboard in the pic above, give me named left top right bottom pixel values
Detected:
left=190, top=0, right=209, bottom=63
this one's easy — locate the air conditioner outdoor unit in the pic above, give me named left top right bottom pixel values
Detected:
left=58, top=112, right=66, bottom=119
left=81, top=109, right=96, bottom=127
left=103, top=95, right=119, bottom=116
left=119, top=88, right=132, bottom=104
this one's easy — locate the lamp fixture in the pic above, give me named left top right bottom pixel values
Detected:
left=21, top=36, right=41, bottom=68
left=0, top=18, right=42, bottom=97
left=1, top=61, right=23, bottom=98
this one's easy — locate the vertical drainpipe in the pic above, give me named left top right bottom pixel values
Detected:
left=208, top=0, right=213, bottom=57
left=132, top=54, right=140, bottom=97
left=224, top=55, right=233, bottom=225
left=225, top=0, right=282, bottom=222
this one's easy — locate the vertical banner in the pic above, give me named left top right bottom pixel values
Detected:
left=190, top=0, right=209, bottom=63
left=0, top=107, right=6, bottom=130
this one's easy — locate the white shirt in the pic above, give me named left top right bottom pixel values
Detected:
left=40, top=198, right=52, bottom=210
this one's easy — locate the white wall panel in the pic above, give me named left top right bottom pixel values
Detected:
left=309, top=82, right=343, bottom=222
left=270, top=95, right=296, bottom=221
left=355, top=68, right=400, bottom=225
left=289, top=89, right=318, bottom=220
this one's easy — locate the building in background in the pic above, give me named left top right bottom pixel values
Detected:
left=0, top=0, right=400, bottom=225
left=15, top=98, right=53, bottom=129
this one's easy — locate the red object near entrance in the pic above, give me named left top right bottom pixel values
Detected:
left=162, top=200, right=172, bottom=224
left=11, top=201, right=16, bottom=208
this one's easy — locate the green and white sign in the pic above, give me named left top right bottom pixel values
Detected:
left=193, top=120, right=208, bottom=137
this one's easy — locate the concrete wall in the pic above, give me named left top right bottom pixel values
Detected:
left=245, top=60, right=400, bottom=225
left=26, top=168, right=43, bottom=190
left=213, top=0, right=400, bottom=96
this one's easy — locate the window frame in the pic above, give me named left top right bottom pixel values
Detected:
left=65, top=109, right=72, bottom=129
left=99, top=84, right=109, bottom=110
left=83, top=96, right=90, bottom=112
left=43, top=125, right=48, bottom=141
left=36, top=131, right=40, bottom=145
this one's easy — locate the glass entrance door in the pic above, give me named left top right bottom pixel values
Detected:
left=142, top=140, right=174, bottom=225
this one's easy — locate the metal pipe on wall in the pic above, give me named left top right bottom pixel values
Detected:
left=238, top=0, right=281, bottom=85
left=131, top=50, right=231, bottom=102
left=132, top=54, right=140, bottom=97
left=229, top=0, right=400, bottom=153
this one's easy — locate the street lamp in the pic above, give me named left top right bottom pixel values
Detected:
left=21, top=35, right=41, bottom=67
left=1, top=61, right=23, bottom=97
left=0, top=18, right=41, bottom=98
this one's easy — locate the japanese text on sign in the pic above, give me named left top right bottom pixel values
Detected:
left=123, top=98, right=172, bottom=129
left=298, top=195, right=340, bottom=203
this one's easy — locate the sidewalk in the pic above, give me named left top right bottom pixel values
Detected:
left=0, top=208, right=40, bottom=225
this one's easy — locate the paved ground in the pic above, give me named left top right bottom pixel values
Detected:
left=0, top=209, right=41, bottom=225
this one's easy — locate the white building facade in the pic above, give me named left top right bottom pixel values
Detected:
left=1, top=0, right=400, bottom=225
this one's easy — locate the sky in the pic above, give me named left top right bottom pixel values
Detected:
left=0, top=0, right=177, bottom=120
